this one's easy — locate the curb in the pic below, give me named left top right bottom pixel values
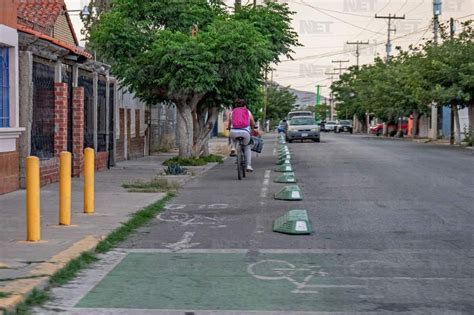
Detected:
left=0, top=236, right=100, bottom=314
left=0, top=159, right=222, bottom=314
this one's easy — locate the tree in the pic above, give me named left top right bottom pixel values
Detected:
left=265, top=84, right=297, bottom=124
left=88, top=0, right=299, bottom=157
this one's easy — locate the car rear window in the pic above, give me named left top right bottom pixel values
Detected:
left=290, top=117, right=316, bottom=126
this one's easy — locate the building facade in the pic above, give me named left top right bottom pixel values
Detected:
left=0, top=0, right=24, bottom=194
left=0, top=0, right=154, bottom=195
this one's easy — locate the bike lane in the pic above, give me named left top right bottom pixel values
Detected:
left=35, top=135, right=474, bottom=314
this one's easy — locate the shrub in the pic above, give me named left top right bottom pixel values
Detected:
left=164, top=164, right=189, bottom=175
left=163, top=154, right=224, bottom=166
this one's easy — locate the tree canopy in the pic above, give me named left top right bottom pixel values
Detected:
left=88, top=0, right=300, bottom=157
left=331, top=19, right=473, bottom=141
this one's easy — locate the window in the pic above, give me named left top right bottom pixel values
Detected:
left=0, top=47, right=10, bottom=128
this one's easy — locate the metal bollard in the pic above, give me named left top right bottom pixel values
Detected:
left=59, top=151, right=72, bottom=225
left=26, top=156, right=40, bottom=241
left=84, top=148, right=94, bottom=214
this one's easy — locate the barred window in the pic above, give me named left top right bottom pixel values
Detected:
left=0, top=48, right=10, bottom=128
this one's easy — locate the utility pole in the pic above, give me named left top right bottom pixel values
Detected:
left=332, top=60, right=349, bottom=76
left=449, top=17, right=456, bottom=144
left=346, top=41, right=369, bottom=68
left=375, top=13, right=405, bottom=61
left=235, top=0, right=241, bottom=12
left=262, top=67, right=268, bottom=132
left=431, top=0, right=442, bottom=139
left=325, top=72, right=339, bottom=121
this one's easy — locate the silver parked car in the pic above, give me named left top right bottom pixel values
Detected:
left=286, top=117, right=321, bottom=143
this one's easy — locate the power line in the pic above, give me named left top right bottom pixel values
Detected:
left=299, top=0, right=385, bottom=36
left=288, top=0, right=373, bottom=18
left=278, top=15, right=471, bottom=64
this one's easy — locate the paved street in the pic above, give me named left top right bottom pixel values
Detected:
left=37, top=134, right=474, bottom=314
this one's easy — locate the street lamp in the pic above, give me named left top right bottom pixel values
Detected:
left=66, top=6, right=91, bottom=18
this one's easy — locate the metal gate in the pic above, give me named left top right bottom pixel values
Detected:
left=31, top=60, right=55, bottom=159
left=79, top=70, right=94, bottom=149
left=62, top=64, right=73, bottom=153
left=97, top=78, right=107, bottom=152
left=108, top=83, right=115, bottom=167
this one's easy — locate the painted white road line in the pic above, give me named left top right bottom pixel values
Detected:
left=260, top=170, right=271, bottom=199
left=163, top=232, right=200, bottom=252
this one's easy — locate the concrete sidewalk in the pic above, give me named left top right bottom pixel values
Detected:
left=0, top=154, right=179, bottom=312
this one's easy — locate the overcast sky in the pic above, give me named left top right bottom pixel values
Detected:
left=65, top=0, right=473, bottom=96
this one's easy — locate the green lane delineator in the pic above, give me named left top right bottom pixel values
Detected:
left=274, top=172, right=297, bottom=183
left=274, top=185, right=303, bottom=200
left=276, top=158, right=291, bottom=165
left=273, top=209, right=313, bottom=235
left=275, top=164, right=293, bottom=172
left=75, top=252, right=366, bottom=312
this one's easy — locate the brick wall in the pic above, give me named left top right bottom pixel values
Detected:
left=54, top=83, right=68, bottom=155
left=40, top=157, right=59, bottom=185
left=95, top=151, right=108, bottom=171
left=0, top=149, right=20, bottom=195
left=72, top=87, right=84, bottom=177
left=129, top=109, right=144, bottom=159
left=115, top=108, right=125, bottom=161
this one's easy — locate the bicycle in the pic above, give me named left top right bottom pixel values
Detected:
left=235, top=137, right=246, bottom=180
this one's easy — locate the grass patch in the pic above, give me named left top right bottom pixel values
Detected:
left=122, top=177, right=180, bottom=193
left=0, top=292, right=12, bottom=299
left=95, top=194, right=173, bottom=253
left=7, top=289, right=49, bottom=315
left=163, top=154, right=224, bottom=166
left=10, top=194, right=174, bottom=314
left=49, top=252, right=98, bottom=287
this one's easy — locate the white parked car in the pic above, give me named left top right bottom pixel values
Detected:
left=323, top=121, right=337, bottom=132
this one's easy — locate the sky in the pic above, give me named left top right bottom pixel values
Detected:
left=65, top=0, right=473, bottom=97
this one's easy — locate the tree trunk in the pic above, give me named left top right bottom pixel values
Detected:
left=468, top=103, right=474, bottom=146
left=193, top=107, right=218, bottom=157
left=453, top=104, right=461, bottom=145
left=412, top=111, right=419, bottom=139
left=176, top=105, right=194, bottom=158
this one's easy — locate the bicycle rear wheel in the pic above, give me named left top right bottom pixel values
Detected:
left=236, top=144, right=243, bottom=180
left=241, top=146, right=246, bottom=179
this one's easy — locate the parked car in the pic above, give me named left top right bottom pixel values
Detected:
left=323, top=121, right=337, bottom=132
left=286, top=117, right=320, bottom=143
left=335, top=120, right=353, bottom=133
left=370, top=121, right=408, bottom=136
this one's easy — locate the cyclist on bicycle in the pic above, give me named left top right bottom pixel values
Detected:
left=228, top=98, right=256, bottom=172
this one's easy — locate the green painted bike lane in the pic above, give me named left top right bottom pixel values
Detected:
left=76, top=252, right=367, bottom=312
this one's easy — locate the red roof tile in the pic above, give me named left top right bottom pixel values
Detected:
left=17, top=0, right=64, bottom=35
left=16, top=0, right=90, bottom=60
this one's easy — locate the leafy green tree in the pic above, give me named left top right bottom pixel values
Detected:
left=88, top=0, right=299, bottom=157
left=265, top=84, right=297, bottom=124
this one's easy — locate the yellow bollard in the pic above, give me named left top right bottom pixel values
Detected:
left=26, top=156, right=40, bottom=241
left=59, top=151, right=72, bottom=225
left=84, top=148, right=95, bottom=214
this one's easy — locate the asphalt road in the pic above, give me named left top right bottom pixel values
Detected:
left=37, top=134, right=474, bottom=314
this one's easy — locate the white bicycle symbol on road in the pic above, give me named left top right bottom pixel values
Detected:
left=247, top=260, right=366, bottom=294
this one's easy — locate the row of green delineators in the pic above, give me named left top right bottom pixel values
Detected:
left=272, top=134, right=313, bottom=235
